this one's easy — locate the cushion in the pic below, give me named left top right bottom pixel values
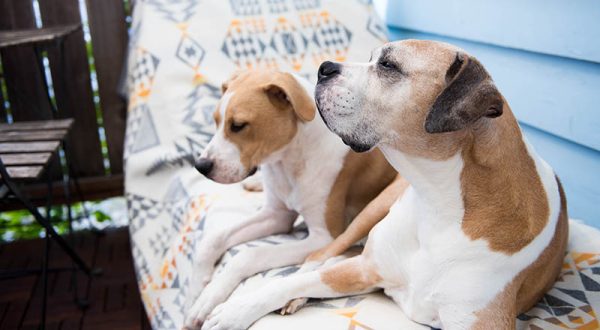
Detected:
left=124, top=1, right=600, bottom=329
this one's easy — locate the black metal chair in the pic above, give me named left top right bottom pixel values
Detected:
left=0, top=24, right=101, bottom=329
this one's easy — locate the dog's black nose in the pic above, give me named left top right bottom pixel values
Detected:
left=195, top=158, right=213, bottom=176
left=318, top=61, right=341, bottom=81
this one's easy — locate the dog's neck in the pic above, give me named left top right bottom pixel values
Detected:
left=379, top=144, right=464, bottom=217
left=379, top=105, right=543, bottom=227
left=261, top=111, right=343, bottom=185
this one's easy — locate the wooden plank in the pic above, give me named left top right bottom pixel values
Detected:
left=0, top=302, right=9, bottom=328
left=0, top=174, right=124, bottom=211
left=0, top=118, right=73, bottom=131
left=0, top=73, right=5, bottom=123
left=0, top=229, right=148, bottom=329
left=0, top=129, right=67, bottom=142
left=0, top=277, right=37, bottom=303
left=0, top=141, right=60, bottom=153
left=0, top=166, right=44, bottom=179
left=0, top=24, right=80, bottom=48
left=38, top=0, right=105, bottom=177
left=0, top=0, right=54, bottom=122
left=85, top=0, right=128, bottom=175
left=0, top=152, right=52, bottom=165
left=384, top=0, right=600, bottom=63
left=0, top=300, right=28, bottom=329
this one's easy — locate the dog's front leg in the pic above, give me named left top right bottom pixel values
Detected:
left=185, top=228, right=332, bottom=328
left=201, top=254, right=381, bottom=330
left=185, top=207, right=296, bottom=315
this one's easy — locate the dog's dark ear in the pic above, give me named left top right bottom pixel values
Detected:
left=263, top=72, right=316, bottom=121
left=425, top=52, right=504, bottom=133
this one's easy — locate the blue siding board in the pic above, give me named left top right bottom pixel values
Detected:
left=521, top=124, right=600, bottom=228
left=383, top=0, right=600, bottom=63
left=387, top=27, right=599, bottom=228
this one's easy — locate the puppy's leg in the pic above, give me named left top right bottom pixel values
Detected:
left=185, top=207, right=296, bottom=313
left=185, top=230, right=332, bottom=327
left=307, top=175, right=407, bottom=264
left=282, top=175, right=408, bottom=314
left=202, top=255, right=381, bottom=330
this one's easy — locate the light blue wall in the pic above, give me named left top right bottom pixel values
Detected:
left=384, top=0, right=600, bottom=63
left=378, top=3, right=600, bottom=228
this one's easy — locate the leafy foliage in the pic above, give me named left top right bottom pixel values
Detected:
left=0, top=201, right=114, bottom=243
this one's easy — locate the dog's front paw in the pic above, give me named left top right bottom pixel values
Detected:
left=202, top=297, right=260, bottom=330
left=185, top=279, right=230, bottom=327
left=185, top=264, right=216, bottom=312
left=241, top=172, right=263, bottom=192
left=280, top=297, right=309, bottom=315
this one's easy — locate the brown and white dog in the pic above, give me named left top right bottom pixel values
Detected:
left=184, top=70, right=403, bottom=327
left=200, top=40, right=568, bottom=330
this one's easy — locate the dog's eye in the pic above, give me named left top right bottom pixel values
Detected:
left=378, top=59, right=397, bottom=70
left=230, top=122, right=247, bottom=133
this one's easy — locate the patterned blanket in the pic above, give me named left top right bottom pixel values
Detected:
left=124, top=1, right=600, bottom=329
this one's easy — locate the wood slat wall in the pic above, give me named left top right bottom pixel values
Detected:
left=85, top=0, right=128, bottom=175
left=0, top=76, right=5, bottom=122
left=0, top=0, right=128, bottom=204
left=38, top=0, right=105, bottom=177
left=0, top=0, right=54, bottom=122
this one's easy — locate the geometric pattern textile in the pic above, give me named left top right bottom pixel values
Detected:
left=124, top=0, right=600, bottom=329
left=517, top=252, right=600, bottom=329
left=126, top=1, right=388, bottom=328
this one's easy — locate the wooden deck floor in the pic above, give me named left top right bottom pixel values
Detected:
left=0, top=228, right=151, bottom=329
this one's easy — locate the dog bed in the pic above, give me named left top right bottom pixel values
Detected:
left=124, top=1, right=600, bottom=328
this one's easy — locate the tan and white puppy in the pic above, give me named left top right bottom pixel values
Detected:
left=184, top=70, right=401, bottom=328
left=201, top=40, right=568, bottom=330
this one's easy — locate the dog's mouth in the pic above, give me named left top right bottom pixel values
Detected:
left=342, top=138, right=373, bottom=153
left=246, top=166, right=258, bottom=178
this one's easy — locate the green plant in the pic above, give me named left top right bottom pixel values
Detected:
left=0, top=201, right=114, bottom=243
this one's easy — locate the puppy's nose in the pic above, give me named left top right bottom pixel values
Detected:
left=318, top=61, right=341, bottom=82
left=195, top=158, right=214, bottom=176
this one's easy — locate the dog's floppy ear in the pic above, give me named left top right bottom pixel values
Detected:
left=425, top=52, right=504, bottom=133
left=263, top=72, right=316, bottom=121
left=221, top=71, right=243, bottom=94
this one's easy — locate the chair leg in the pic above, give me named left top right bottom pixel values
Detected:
left=39, top=168, right=54, bottom=329
left=0, top=162, right=93, bottom=276
left=40, top=228, right=49, bottom=330
left=61, top=156, right=92, bottom=309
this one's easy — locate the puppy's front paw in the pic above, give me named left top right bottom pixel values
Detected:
left=185, top=264, right=215, bottom=313
left=185, top=280, right=230, bottom=327
left=202, top=298, right=260, bottom=330
left=242, top=176, right=263, bottom=192
left=280, top=297, right=309, bottom=315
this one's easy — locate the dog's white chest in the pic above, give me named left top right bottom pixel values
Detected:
left=263, top=164, right=301, bottom=211
left=369, top=144, right=561, bottom=328
left=370, top=194, right=502, bottom=327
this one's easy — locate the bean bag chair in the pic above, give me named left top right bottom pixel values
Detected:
left=124, top=1, right=600, bottom=328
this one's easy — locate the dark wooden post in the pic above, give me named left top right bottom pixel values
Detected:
left=38, top=0, right=105, bottom=177
left=0, top=73, right=6, bottom=122
left=0, top=0, right=54, bottom=122
left=85, top=0, right=129, bottom=175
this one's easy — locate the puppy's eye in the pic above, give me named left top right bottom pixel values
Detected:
left=378, top=60, right=397, bottom=70
left=230, top=122, right=247, bottom=133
